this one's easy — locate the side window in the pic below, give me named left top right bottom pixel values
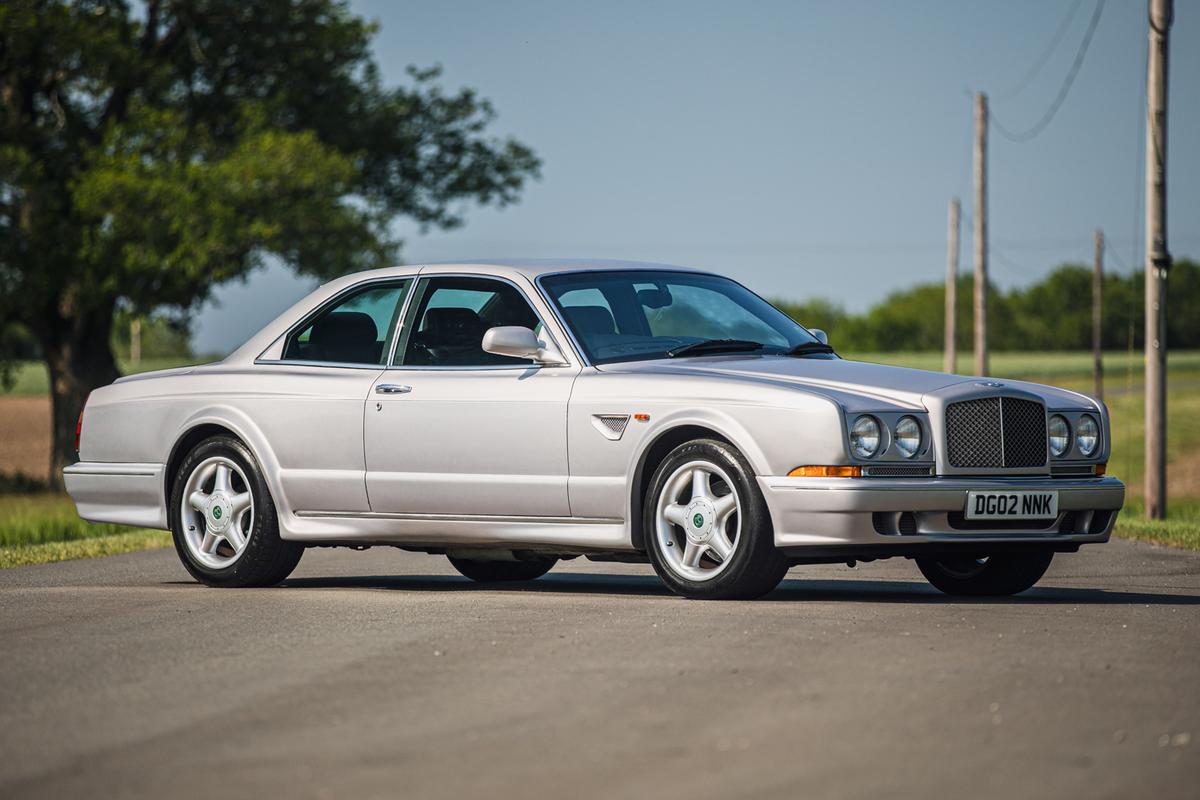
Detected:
left=282, top=282, right=410, bottom=365
left=398, top=276, right=541, bottom=367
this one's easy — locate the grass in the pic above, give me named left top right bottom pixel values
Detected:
left=0, top=530, right=171, bottom=569
left=3, top=356, right=217, bottom=396
left=1114, top=500, right=1200, bottom=551
left=0, top=494, right=169, bottom=568
left=846, top=349, right=1200, bottom=380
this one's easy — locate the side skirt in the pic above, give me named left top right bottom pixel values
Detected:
left=282, top=509, right=632, bottom=552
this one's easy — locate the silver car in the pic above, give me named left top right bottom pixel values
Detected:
left=65, top=260, right=1125, bottom=599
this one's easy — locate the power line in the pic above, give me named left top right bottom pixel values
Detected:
left=996, top=0, right=1087, bottom=100
left=991, top=0, right=1106, bottom=143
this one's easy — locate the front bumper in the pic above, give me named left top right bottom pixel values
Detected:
left=759, top=474, right=1124, bottom=557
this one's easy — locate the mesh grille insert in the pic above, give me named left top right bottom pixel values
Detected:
left=1001, top=398, right=1047, bottom=468
left=945, top=396, right=1046, bottom=469
left=946, top=398, right=1003, bottom=468
left=864, top=465, right=934, bottom=477
left=591, top=414, right=630, bottom=440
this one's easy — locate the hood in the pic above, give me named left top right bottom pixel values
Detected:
left=597, top=355, right=1097, bottom=411
left=598, top=355, right=964, bottom=406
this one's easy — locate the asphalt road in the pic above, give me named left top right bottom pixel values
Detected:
left=1, top=539, right=1197, bottom=799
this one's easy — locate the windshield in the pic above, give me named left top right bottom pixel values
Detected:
left=540, top=270, right=827, bottom=365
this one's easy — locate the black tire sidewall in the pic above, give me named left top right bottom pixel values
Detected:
left=917, top=551, right=1054, bottom=596
left=168, top=435, right=300, bottom=587
left=447, top=556, right=557, bottom=582
left=644, top=439, right=787, bottom=600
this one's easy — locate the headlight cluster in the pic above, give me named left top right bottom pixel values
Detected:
left=849, top=415, right=923, bottom=459
left=1048, top=413, right=1100, bottom=458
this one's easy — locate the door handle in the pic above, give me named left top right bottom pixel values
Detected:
left=375, top=384, right=412, bottom=394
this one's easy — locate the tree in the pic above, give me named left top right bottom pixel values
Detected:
left=0, top=0, right=540, bottom=485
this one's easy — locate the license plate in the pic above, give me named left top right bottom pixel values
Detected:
left=965, top=491, right=1058, bottom=520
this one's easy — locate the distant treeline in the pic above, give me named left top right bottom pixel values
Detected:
left=774, top=258, right=1200, bottom=352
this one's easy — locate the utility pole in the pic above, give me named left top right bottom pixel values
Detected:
left=944, top=198, right=960, bottom=374
left=1093, top=229, right=1103, bottom=401
left=1145, top=0, right=1172, bottom=519
left=973, top=92, right=989, bottom=377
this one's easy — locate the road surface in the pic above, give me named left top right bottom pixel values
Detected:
left=1, top=539, right=1197, bottom=799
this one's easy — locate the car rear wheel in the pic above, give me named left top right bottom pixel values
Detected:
left=169, top=435, right=303, bottom=588
left=644, top=439, right=788, bottom=600
left=916, top=551, right=1053, bottom=596
left=447, top=556, right=557, bottom=583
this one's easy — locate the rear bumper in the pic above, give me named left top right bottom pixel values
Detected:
left=759, top=474, right=1124, bottom=556
left=63, top=462, right=168, bottom=530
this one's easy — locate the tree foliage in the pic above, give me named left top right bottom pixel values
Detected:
left=0, top=0, right=540, bottom=481
left=774, top=259, right=1200, bottom=354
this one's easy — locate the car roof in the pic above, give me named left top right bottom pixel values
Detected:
left=338, top=258, right=711, bottom=282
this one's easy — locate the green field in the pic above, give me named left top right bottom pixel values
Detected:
left=4, top=357, right=217, bottom=396
left=2, top=350, right=1198, bottom=567
left=0, top=495, right=170, bottom=568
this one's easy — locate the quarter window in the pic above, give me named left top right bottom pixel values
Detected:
left=282, top=282, right=410, bottom=365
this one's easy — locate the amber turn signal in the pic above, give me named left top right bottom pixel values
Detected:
left=1095, top=463, right=1106, bottom=476
left=787, top=465, right=863, bottom=478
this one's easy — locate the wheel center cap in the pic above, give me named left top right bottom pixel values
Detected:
left=684, top=498, right=716, bottom=543
left=208, top=494, right=233, bottom=532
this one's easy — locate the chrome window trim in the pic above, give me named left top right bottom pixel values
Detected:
left=256, top=274, right=418, bottom=369
left=387, top=272, right=574, bottom=371
left=252, top=358, right=392, bottom=371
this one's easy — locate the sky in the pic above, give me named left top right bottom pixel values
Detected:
left=193, top=0, right=1199, bottom=354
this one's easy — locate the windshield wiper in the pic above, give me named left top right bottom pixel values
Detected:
left=666, top=339, right=764, bottom=358
left=785, top=342, right=836, bottom=357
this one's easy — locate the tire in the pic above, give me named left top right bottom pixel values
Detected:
left=643, top=439, right=788, bottom=600
left=447, top=556, right=557, bottom=583
left=169, top=435, right=303, bottom=588
left=916, top=551, right=1054, bottom=596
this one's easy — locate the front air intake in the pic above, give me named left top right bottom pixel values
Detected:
left=945, top=397, right=1046, bottom=469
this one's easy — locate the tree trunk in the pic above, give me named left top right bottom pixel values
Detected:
left=40, top=307, right=120, bottom=490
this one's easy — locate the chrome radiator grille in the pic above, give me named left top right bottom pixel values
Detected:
left=945, top=397, right=1046, bottom=469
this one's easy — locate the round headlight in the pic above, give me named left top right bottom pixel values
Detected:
left=1048, top=415, right=1071, bottom=458
left=894, top=416, right=922, bottom=458
left=850, top=415, right=881, bottom=459
left=1077, top=414, right=1099, bottom=457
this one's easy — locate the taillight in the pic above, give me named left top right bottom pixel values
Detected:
left=75, top=408, right=84, bottom=454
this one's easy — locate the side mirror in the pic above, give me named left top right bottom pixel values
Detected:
left=809, top=328, right=829, bottom=346
left=481, top=326, right=567, bottom=366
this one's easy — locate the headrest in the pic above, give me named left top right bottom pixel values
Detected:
left=421, top=307, right=486, bottom=337
left=564, top=305, right=616, bottom=336
left=310, top=311, right=378, bottom=362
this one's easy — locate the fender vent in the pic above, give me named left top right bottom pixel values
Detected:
left=592, top=414, right=630, bottom=441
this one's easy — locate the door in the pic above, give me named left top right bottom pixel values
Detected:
left=256, top=279, right=411, bottom=513
left=364, top=275, right=577, bottom=517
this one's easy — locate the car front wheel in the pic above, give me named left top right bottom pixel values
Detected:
left=916, top=551, right=1054, bottom=596
left=644, top=439, right=788, bottom=600
left=169, top=435, right=304, bottom=588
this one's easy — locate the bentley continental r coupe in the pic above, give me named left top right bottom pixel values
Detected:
left=66, top=261, right=1124, bottom=599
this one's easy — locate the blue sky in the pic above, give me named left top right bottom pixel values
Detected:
left=194, top=0, right=1199, bottom=354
